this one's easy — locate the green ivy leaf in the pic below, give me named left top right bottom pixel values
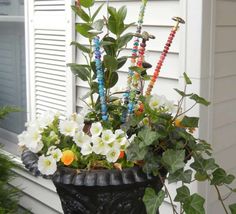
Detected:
left=91, top=3, right=104, bottom=21
left=161, top=149, right=185, bottom=174
left=126, top=138, right=148, bottom=161
left=103, top=55, right=118, bottom=72
left=183, top=194, right=205, bottom=214
left=143, top=154, right=161, bottom=176
left=190, top=94, right=211, bottom=106
left=229, top=203, right=236, bottom=214
left=183, top=72, right=192, bottom=84
left=181, top=116, right=199, bottom=128
left=71, top=6, right=90, bottom=22
left=174, top=88, right=193, bottom=97
left=211, top=168, right=235, bottom=185
left=195, top=172, right=208, bottom=181
left=168, top=169, right=193, bottom=184
left=143, top=188, right=165, bottom=214
left=190, top=156, right=218, bottom=175
left=80, top=0, right=95, bottom=8
left=174, top=185, right=190, bottom=203
left=138, top=127, right=160, bottom=148
left=71, top=41, right=90, bottom=54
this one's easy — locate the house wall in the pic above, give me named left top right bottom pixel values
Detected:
left=206, top=0, right=236, bottom=213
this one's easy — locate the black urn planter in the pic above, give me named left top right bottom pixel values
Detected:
left=22, top=149, right=163, bottom=214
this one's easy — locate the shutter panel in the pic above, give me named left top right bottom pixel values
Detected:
left=27, top=0, right=75, bottom=118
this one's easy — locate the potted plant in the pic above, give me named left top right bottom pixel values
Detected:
left=19, top=0, right=236, bottom=213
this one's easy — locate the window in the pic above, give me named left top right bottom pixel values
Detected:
left=0, top=0, right=27, bottom=139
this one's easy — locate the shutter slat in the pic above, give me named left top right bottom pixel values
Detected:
left=36, top=86, right=66, bottom=97
left=35, top=58, right=65, bottom=66
left=36, top=91, right=66, bottom=102
left=36, top=72, right=65, bottom=81
left=35, top=63, right=65, bottom=71
left=35, top=53, right=65, bottom=61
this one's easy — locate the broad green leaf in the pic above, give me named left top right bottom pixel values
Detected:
left=103, top=55, right=118, bottom=72
left=181, top=116, right=199, bottom=128
left=117, top=56, right=128, bottom=69
left=80, top=0, right=94, bottom=8
left=161, top=149, right=185, bottom=174
left=183, top=194, right=205, bottom=214
left=71, top=6, right=90, bottom=22
left=168, top=169, right=193, bottom=184
left=71, top=41, right=90, bottom=54
left=184, top=72, right=192, bottom=84
left=126, top=138, right=148, bottom=161
left=143, top=188, right=165, bottom=214
left=129, top=66, right=146, bottom=73
left=92, top=19, right=104, bottom=31
left=138, top=127, right=159, bottom=148
left=117, top=6, right=127, bottom=21
left=211, top=168, right=235, bottom=185
left=190, top=94, right=211, bottom=106
left=76, top=23, right=93, bottom=38
left=102, top=37, right=117, bottom=56
left=108, top=6, right=117, bottom=18
left=117, top=33, right=133, bottom=48
left=106, top=72, right=118, bottom=88
left=229, top=204, right=236, bottom=214
left=91, top=3, right=104, bottom=21
left=67, top=63, right=90, bottom=81
left=174, top=185, right=190, bottom=202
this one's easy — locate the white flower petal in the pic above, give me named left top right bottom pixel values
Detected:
left=38, top=155, right=57, bottom=175
left=90, top=122, right=103, bottom=137
left=59, top=120, right=78, bottom=137
left=80, top=144, right=93, bottom=155
left=101, top=130, right=115, bottom=144
left=106, top=148, right=120, bottom=163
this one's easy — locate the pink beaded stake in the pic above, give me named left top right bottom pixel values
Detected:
left=145, top=17, right=185, bottom=96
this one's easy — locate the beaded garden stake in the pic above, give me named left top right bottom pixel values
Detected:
left=145, top=17, right=185, bottom=96
left=94, top=36, right=108, bottom=121
left=122, top=0, right=148, bottom=123
left=126, top=32, right=155, bottom=121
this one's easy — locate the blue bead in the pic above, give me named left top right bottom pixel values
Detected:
left=102, top=115, right=108, bottom=121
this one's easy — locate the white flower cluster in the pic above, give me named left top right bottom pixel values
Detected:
left=18, top=111, right=135, bottom=175
left=149, top=94, right=175, bottom=113
left=18, top=110, right=58, bottom=153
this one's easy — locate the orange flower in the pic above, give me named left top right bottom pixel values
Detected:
left=174, top=118, right=184, bottom=128
left=118, top=151, right=125, bottom=159
left=61, top=150, right=75, bottom=166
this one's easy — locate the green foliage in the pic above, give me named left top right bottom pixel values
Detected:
left=0, top=106, right=21, bottom=120
left=143, top=188, right=165, bottom=214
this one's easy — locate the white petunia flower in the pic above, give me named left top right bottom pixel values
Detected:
left=27, top=140, right=44, bottom=153
left=18, top=131, right=28, bottom=147
left=149, top=94, right=166, bottom=110
left=90, top=122, right=103, bottom=137
left=38, top=155, right=57, bottom=175
left=38, top=110, right=57, bottom=129
left=80, top=143, right=93, bottom=155
left=69, top=113, right=84, bottom=126
left=128, top=134, right=136, bottom=143
left=59, top=120, right=78, bottom=137
left=101, top=130, right=115, bottom=144
left=106, top=148, right=120, bottom=163
left=73, top=131, right=91, bottom=148
left=47, top=146, right=62, bottom=162
left=92, top=136, right=110, bottom=155
left=114, top=129, right=125, bottom=138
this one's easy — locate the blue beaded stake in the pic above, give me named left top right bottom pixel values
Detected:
left=94, top=36, right=108, bottom=121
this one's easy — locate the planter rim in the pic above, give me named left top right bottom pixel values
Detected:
left=21, top=148, right=158, bottom=187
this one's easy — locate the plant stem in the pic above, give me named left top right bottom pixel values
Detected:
left=158, top=175, right=179, bottom=214
left=214, top=184, right=229, bottom=214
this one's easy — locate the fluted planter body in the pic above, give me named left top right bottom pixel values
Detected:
left=22, top=149, right=162, bottom=214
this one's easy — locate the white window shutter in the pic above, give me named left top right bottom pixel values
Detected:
left=27, top=0, right=75, bottom=119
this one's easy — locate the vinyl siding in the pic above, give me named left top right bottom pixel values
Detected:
left=207, top=0, right=236, bottom=212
